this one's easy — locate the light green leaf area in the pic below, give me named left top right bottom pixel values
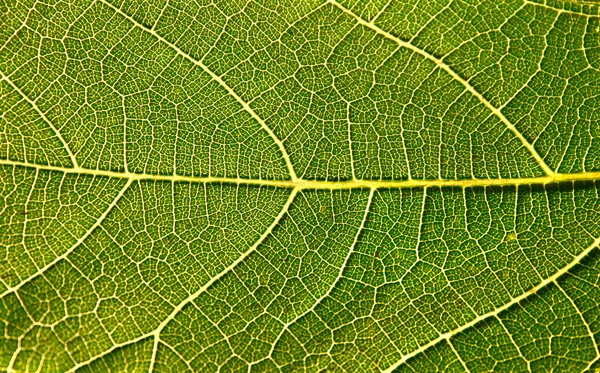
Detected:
left=1, top=0, right=600, bottom=371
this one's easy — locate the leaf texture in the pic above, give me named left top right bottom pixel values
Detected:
left=1, top=0, right=600, bottom=372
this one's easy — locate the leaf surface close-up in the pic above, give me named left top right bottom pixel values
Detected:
left=1, top=0, right=600, bottom=371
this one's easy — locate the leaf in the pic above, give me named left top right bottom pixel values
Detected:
left=1, top=0, right=599, bottom=371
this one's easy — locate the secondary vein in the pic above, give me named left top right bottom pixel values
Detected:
left=96, top=0, right=298, bottom=181
left=328, top=0, right=556, bottom=177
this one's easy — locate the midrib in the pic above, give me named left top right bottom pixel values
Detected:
left=2, top=158, right=599, bottom=189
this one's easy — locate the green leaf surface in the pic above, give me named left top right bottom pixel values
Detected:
left=1, top=0, right=600, bottom=371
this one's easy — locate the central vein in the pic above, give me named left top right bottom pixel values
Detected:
left=2, top=159, right=599, bottom=189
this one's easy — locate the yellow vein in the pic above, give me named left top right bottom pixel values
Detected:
left=268, top=188, right=375, bottom=360
left=448, top=339, right=471, bottom=372
left=0, top=70, right=78, bottom=168
left=152, top=188, right=297, bottom=335
left=65, top=333, right=153, bottom=373
left=555, top=281, right=600, bottom=371
left=0, top=178, right=133, bottom=299
left=2, top=159, right=599, bottom=190
left=66, top=188, right=299, bottom=373
left=328, top=0, right=556, bottom=177
left=525, top=0, right=599, bottom=17
left=382, top=235, right=600, bottom=373
left=96, top=0, right=298, bottom=181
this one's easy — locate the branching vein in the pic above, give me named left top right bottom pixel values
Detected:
left=328, top=0, right=556, bottom=177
